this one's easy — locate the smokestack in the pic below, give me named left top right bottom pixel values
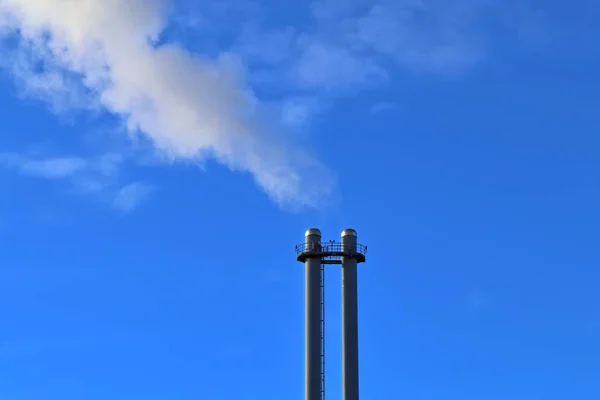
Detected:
left=296, top=228, right=366, bottom=400
left=304, top=228, right=322, bottom=400
left=341, top=229, right=359, bottom=400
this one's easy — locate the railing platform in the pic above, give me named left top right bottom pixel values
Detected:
left=295, top=242, right=367, bottom=264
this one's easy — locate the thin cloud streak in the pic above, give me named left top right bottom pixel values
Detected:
left=112, top=182, right=155, bottom=213
left=0, top=153, right=87, bottom=179
left=0, top=151, right=152, bottom=211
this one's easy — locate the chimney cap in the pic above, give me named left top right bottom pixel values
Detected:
left=305, top=228, right=322, bottom=237
left=341, top=229, right=357, bottom=237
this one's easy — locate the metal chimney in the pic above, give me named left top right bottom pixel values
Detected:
left=341, top=229, right=360, bottom=400
left=296, top=229, right=367, bottom=400
left=303, top=228, right=323, bottom=400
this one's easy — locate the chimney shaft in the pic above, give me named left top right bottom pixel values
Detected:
left=304, top=229, right=322, bottom=400
left=341, top=229, right=359, bottom=400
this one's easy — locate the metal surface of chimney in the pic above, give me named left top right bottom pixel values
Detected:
left=304, top=228, right=323, bottom=400
left=341, top=229, right=359, bottom=400
left=296, top=228, right=367, bottom=400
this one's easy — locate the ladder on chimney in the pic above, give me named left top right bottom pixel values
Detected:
left=320, top=262, right=326, bottom=400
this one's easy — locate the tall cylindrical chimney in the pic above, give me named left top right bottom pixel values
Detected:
left=341, top=229, right=359, bottom=400
left=304, top=228, right=322, bottom=400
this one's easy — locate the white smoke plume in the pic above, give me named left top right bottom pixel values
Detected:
left=0, top=0, right=333, bottom=208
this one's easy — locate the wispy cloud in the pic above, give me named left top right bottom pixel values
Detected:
left=112, top=182, right=155, bottom=213
left=279, top=96, right=324, bottom=128
left=236, top=0, right=506, bottom=77
left=348, top=0, right=490, bottom=75
left=0, top=151, right=151, bottom=211
left=0, top=0, right=332, bottom=209
left=0, top=153, right=87, bottom=179
left=293, top=41, right=388, bottom=92
left=230, top=0, right=542, bottom=121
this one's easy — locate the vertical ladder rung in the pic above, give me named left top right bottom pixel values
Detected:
left=320, top=263, right=325, bottom=400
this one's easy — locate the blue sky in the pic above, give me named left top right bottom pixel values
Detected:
left=1, top=0, right=599, bottom=399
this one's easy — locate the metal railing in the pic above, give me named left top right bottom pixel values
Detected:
left=295, top=242, right=368, bottom=257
